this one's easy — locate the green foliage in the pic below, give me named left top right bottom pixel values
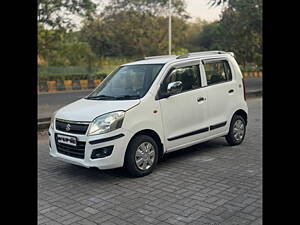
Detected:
left=37, top=0, right=262, bottom=76
left=38, top=66, right=101, bottom=75
left=240, top=63, right=262, bottom=73
left=197, top=0, right=262, bottom=67
left=56, top=41, right=96, bottom=67
left=181, top=18, right=208, bottom=52
left=219, top=0, right=262, bottom=67
left=198, top=21, right=223, bottom=50
left=38, top=0, right=96, bottom=29
left=38, top=24, right=63, bottom=60
left=80, top=14, right=189, bottom=57
left=104, top=0, right=188, bottom=18
left=96, top=57, right=134, bottom=74
left=38, top=25, right=97, bottom=67
left=38, top=73, right=107, bottom=82
left=80, top=0, right=188, bottom=57
left=38, top=0, right=98, bottom=68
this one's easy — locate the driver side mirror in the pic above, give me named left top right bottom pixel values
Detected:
left=167, top=81, right=183, bottom=96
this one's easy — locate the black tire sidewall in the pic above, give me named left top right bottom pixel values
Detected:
left=226, top=115, right=246, bottom=145
left=124, top=135, right=159, bottom=177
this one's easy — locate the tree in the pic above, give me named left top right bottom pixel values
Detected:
left=219, top=0, right=262, bottom=67
left=197, top=21, right=223, bottom=50
left=199, top=0, right=262, bottom=68
left=38, top=0, right=98, bottom=67
left=181, top=19, right=209, bottom=52
left=38, top=24, right=63, bottom=60
left=37, top=0, right=97, bottom=29
left=38, top=25, right=96, bottom=67
left=80, top=0, right=189, bottom=57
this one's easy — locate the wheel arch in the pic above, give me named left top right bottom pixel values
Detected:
left=232, top=109, right=248, bottom=125
left=126, top=129, right=165, bottom=160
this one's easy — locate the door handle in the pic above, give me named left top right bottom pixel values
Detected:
left=197, top=97, right=206, bottom=102
left=228, top=89, right=234, bottom=93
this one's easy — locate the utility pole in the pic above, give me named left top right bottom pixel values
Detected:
left=168, top=0, right=172, bottom=55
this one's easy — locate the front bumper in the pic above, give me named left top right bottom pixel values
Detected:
left=48, top=127, right=133, bottom=170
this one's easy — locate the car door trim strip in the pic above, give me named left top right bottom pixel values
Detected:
left=167, top=121, right=227, bottom=141
left=210, top=121, right=227, bottom=130
left=167, top=127, right=209, bottom=141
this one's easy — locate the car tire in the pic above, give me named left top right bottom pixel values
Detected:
left=225, top=115, right=246, bottom=146
left=124, top=135, right=158, bottom=177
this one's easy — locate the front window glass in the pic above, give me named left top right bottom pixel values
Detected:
left=160, top=65, right=201, bottom=95
left=86, top=64, right=164, bottom=100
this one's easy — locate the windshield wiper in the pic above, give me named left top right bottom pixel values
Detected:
left=115, top=95, right=140, bottom=100
left=85, top=95, right=116, bottom=100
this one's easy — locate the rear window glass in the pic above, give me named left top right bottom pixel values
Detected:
left=204, top=60, right=232, bottom=85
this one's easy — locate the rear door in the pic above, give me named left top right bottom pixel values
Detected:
left=158, top=61, right=209, bottom=152
left=201, top=58, right=238, bottom=135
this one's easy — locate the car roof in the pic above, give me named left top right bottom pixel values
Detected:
left=122, top=51, right=234, bottom=66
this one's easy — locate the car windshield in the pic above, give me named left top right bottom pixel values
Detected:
left=86, top=64, right=164, bottom=100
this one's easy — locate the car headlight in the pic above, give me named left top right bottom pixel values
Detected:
left=50, top=111, right=57, bottom=129
left=87, top=111, right=125, bottom=136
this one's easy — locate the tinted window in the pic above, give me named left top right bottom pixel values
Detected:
left=204, top=60, right=232, bottom=85
left=161, top=65, right=201, bottom=94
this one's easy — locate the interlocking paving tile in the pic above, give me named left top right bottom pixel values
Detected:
left=38, top=98, right=262, bottom=225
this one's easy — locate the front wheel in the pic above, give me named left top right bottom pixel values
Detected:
left=124, top=135, right=158, bottom=177
left=225, top=115, right=246, bottom=146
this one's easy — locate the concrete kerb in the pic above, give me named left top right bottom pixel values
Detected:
left=38, top=90, right=263, bottom=131
left=38, top=73, right=262, bottom=93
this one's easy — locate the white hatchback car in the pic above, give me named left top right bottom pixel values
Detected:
left=49, top=51, right=248, bottom=177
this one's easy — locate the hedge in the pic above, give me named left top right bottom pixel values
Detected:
left=38, top=73, right=107, bottom=82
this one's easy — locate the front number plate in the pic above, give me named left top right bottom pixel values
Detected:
left=57, top=134, right=77, bottom=146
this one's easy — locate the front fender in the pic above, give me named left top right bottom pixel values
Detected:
left=122, top=99, right=164, bottom=146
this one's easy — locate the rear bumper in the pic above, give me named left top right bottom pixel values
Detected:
left=48, top=127, right=133, bottom=170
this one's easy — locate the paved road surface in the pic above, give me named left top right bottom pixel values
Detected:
left=38, top=77, right=262, bottom=119
left=38, top=97, right=262, bottom=225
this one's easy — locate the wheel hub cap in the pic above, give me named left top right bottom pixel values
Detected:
left=135, top=142, right=155, bottom=171
left=233, top=119, right=245, bottom=141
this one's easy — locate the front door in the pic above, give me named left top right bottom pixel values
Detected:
left=158, top=63, right=209, bottom=152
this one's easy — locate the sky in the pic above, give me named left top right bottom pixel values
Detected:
left=185, top=0, right=223, bottom=22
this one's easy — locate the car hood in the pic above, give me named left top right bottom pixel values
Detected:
left=55, top=98, right=140, bottom=122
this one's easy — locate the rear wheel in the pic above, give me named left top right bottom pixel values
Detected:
left=124, top=135, right=158, bottom=177
left=225, top=115, right=246, bottom=146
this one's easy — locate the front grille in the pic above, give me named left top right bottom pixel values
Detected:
left=55, top=134, right=86, bottom=159
left=55, top=119, right=89, bottom=135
